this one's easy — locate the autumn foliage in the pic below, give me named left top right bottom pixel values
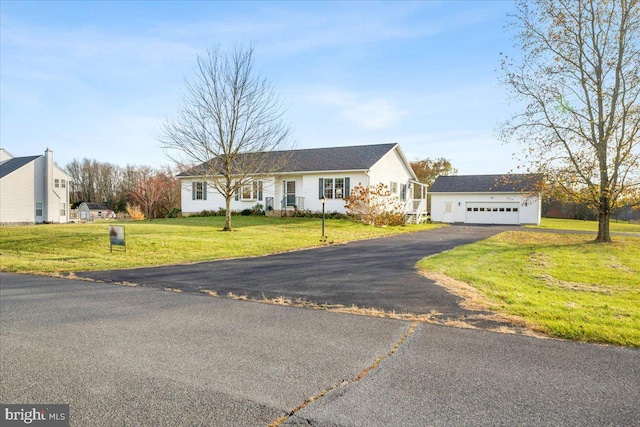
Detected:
left=126, top=203, right=146, bottom=221
left=344, top=183, right=405, bottom=226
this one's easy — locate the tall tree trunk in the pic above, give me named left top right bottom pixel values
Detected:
left=224, top=196, right=232, bottom=231
left=596, top=193, right=612, bottom=242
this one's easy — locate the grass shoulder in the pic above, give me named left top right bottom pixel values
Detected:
left=0, top=216, right=443, bottom=274
left=527, top=217, right=640, bottom=234
left=418, top=231, right=640, bottom=347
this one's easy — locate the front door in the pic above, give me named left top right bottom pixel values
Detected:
left=284, top=181, right=296, bottom=206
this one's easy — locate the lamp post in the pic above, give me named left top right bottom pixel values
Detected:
left=320, top=196, right=326, bottom=240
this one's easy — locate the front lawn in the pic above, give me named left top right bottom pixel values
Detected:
left=529, top=217, right=640, bottom=234
left=0, top=216, right=442, bottom=273
left=418, top=231, right=640, bottom=347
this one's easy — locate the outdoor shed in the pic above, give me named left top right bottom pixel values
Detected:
left=77, top=202, right=114, bottom=221
left=430, top=174, right=541, bottom=225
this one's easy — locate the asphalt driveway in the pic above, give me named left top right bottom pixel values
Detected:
left=77, top=225, right=512, bottom=321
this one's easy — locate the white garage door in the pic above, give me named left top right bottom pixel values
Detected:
left=465, top=202, right=520, bottom=225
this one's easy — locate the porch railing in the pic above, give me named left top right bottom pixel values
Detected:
left=406, top=199, right=426, bottom=214
left=281, top=196, right=305, bottom=210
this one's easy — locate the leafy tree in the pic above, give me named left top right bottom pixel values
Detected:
left=500, top=0, right=640, bottom=242
left=161, top=44, right=292, bottom=231
left=410, top=157, right=457, bottom=187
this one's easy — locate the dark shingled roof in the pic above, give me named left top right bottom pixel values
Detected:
left=82, top=203, right=111, bottom=210
left=0, top=156, right=40, bottom=179
left=430, top=174, right=542, bottom=193
left=178, top=143, right=398, bottom=177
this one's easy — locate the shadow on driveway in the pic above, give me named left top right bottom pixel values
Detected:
left=77, top=225, right=517, bottom=324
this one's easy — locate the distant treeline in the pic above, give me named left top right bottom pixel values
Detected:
left=65, top=159, right=180, bottom=219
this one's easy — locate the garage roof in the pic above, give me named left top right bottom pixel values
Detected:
left=430, top=174, right=541, bottom=193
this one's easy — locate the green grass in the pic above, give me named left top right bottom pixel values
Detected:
left=0, top=216, right=442, bottom=273
left=418, top=231, right=640, bottom=347
left=529, top=217, right=640, bottom=233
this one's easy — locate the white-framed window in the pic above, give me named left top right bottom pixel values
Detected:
left=240, top=181, right=263, bottom=201
left=35, top=202, right=43, bottom=217
left=192, top=182, right=207, bottom=200
left=54, top=179, right=60, bottom=188
left=334, top=178, right=345, bottom=199
left=389, top=181, right=398, bottom=194
left=324, top=178, right=334, bottom=199
left=319, top=177, right=350, bottom=199
left=60, top=203, right=66, bottom=216
left=61, top=179, right=66, bottom=188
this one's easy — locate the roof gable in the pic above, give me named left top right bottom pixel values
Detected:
left=0, top=156, right=40, bottom=179
left=430, top=174, right=541, bottom=193
left=178, top=143, right=398, bottom=177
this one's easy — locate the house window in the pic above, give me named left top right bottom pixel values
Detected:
left=240, top=181, right=263, bottom=201
left=513, top=207, right=519, bottom=212
left=389, top=182, right=398, bottom=194
left=467, top=207, right=472, bottom=212
left=54, top=179, right=60, bottom=188
left=35, top=202, right=43, bottom=217
left=400, top=184, right=407, bottom=201
left=61, top=180, right=66, bottom=188
left=319, top=178, right=350, bottom=199
left=334, top=178, right=345, bottom=199
left=192, top=182, right=207, bottom=200
left=60, top=203, right=66, bottom=216
left=324, top=178, right=334, bottom=199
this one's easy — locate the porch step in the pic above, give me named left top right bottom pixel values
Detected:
left=405, top=212, right=429, bottom=224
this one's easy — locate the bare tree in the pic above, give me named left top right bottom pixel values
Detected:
left=130, top=166, right=161, bottom=220
left=500, top=0, right=640, bottom=242
left=155, top=165, right=181, bottom=217
left=161, top=44, right=292, bottom=231
left=65, top=158, right=118, bottom=206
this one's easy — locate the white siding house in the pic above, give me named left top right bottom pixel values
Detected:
left=177, top=143, right=427, bottom=218
left=0, top=148, right=70, bottom=224
left=430, top=174, right=542, bottom=225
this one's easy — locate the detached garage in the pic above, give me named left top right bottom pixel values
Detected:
left=430, top=174, right=541, bottom=225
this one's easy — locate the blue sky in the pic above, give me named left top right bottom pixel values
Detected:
left=1, top=0, right=522, bottom=174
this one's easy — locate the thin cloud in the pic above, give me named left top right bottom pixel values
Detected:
left=1, top=16, right=197, bottom=68
left=314, top=90, right=406, bottom=130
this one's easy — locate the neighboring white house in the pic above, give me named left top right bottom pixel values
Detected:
left=0, top=148, right=70, bottom=224
left=430, top=174, right=542, bottom=225
left=177, top=143, right=427, bottom=218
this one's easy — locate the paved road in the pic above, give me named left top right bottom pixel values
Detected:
left=2, top=274, right=639, bottom=426
left=77, top=225, right=512, bottom=320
